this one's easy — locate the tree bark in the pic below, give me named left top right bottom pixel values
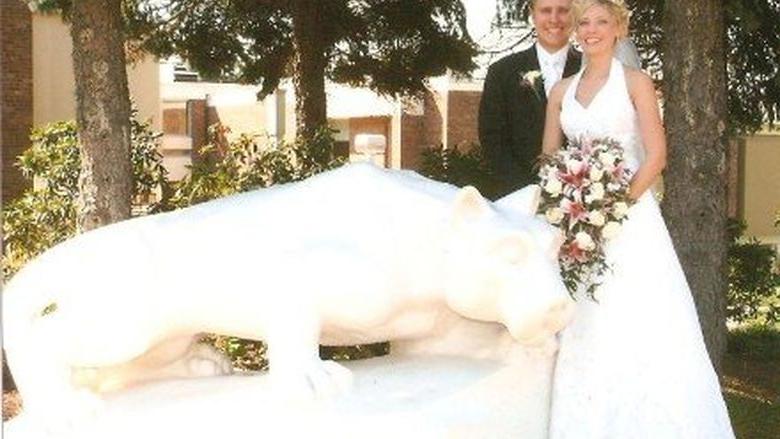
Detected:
left=661, top=0, right=729, bottom=372
left=70, top=0, right=133, bottom=231
left=290, top=0, right=328, bottom=139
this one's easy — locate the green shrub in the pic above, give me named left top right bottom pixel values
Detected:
left=2, top=113, right=168, bottom=279
left=727, top=220, right=780, bottom=326
left=167, top=125, right=344, bottom=209
left=419, top=143, right=500, bottom=199
left=202, top=333, right=269, bottom=372
left=727, top=324, right=780, bottom=360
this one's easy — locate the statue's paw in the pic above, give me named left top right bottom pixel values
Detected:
left=306, top=360, right=353, bottom=400
left=186, top=344, right=234, bottom=377
left=524, top=335, right=560, bottom=358
left=32, top=389, right=105, bottom=436
left=270, top=360, right=353, bottom=402
left=543, top=298, right=575, bottom=334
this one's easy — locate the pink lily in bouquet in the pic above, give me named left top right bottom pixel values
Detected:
left=536, top=135, right=635, bottom=298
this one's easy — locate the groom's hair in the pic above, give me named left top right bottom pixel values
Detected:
left=527, top=0, right=575, bottom=16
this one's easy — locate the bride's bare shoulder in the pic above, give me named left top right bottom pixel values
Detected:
left=624, top=68, right=656, bottom=99
left=624, top=68, right=654, bottom=88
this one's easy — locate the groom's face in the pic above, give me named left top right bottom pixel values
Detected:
left=531, top=0, right=573, bottom=52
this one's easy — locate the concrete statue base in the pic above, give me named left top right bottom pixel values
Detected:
left=6, top=348, right=554, bottom=438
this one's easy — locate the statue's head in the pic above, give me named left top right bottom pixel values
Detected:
left=442, top=186, right=574, bottom=347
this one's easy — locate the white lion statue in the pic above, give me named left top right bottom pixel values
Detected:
left=3, top=163, right=572, bottom=435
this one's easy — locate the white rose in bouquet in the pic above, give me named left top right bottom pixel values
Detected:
left=602, top=221, right=622, bottom=240
left=544, top=177, right=563, bottom=196
left=575, top=231, right=595, bottom=251
left=585, top=182, right=605, bottom=204
left=588, top=210, right=606, bottom=227
left=589, top=166, right=604, bottom=181
left=546, top=207, right=565, bottom=224
left=599, top=151, right=617, bottom=167
left=613, top=201, right=629, bottom=219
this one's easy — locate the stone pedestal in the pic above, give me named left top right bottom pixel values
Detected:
left=5, top=349, right=554, bottom=439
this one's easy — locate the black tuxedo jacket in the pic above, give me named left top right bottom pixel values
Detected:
left=478, top=46, right=582, bottom=199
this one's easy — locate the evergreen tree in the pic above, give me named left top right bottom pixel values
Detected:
left=129, top=0, right=478, bottom=138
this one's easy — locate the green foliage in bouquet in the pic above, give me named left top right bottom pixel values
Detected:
left=727, top=219, right=780, bottom=326
left=419, top=143, right=500, bottom=199
left=2, top=112, right=168, bottom=279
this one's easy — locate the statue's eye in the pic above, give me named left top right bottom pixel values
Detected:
left=40, top=302, right=58, bottom=317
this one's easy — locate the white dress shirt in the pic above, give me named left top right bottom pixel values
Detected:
left=535, top=43, right=570, bottom=97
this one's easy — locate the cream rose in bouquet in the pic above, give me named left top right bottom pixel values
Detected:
left=537, top=136, right=635, bottom=298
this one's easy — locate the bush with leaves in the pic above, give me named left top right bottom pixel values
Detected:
left=727, top=324, right=780, bottom=360
left=167, top=125, right=344, bottom=209
left=2, top=113, right=168, bottom=279
left=727, top=220, right=780, bottom=326
left=419, top=143, right=500, bottom=199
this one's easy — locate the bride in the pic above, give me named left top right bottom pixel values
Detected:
left=541, top=0, right=735, bottom=437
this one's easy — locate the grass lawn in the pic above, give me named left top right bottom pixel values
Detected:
left=723, top=325, right=780, bottom=438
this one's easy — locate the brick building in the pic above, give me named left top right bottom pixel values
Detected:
left=159, top=76, right=483, bottom=176
left=0, top=0, right=33, bottom=204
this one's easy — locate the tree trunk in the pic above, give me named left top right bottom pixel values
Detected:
left=70, top=0, right=133, bottom=231
left=290, top=0, right=328, bottom=139
left=661, top=0, right=729, bottom=372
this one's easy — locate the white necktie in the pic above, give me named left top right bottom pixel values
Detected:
left=542, top=58, right=564, bottom=96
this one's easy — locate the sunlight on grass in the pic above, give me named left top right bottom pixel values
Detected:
left=725, top=393, right=780, bottom=439
left=725, top=323, right=780, bottom=438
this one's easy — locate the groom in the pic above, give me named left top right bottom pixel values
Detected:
left=478, top=0, right=582, bottom=198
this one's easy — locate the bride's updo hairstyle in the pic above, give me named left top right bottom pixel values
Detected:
left=573, top=0, right=630, bottom=40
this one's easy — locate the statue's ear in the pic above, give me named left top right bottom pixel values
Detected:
left=452, top=186, right=491, bottom=226
left=494, top=184, right=541, bottom=217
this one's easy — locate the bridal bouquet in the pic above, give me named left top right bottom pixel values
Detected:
left=537, top=136, right=634, bottom=299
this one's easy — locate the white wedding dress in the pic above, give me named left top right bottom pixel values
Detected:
left=548, top=59, right=735, bottom=438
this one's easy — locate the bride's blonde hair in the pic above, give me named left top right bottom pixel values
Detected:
left=573, top=0, right=630, bottom=38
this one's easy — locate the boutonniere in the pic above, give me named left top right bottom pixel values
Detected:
left=521, top=70, right=545, bottom=99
